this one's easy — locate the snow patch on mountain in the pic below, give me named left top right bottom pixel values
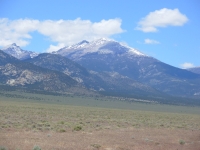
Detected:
left=53, top=38, right=147, bottom=59
left=89, top=70, right=98, bottom=74
left=63, top=68, right=73, bottom=76
left=128, top=47, right=146, bottom=56
left=72, top=77, right=83, bottom=83
left=119, top=42, right=146, bottom=56
left=1, top=43, right=39, bottom=60
left=2, top=43, right=18, bottom=50
left=98, top=49, right=114, bottom=54
left=68, top=40, right=89, bottom=49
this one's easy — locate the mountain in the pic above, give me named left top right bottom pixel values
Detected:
left=1, top=39, right=200, bottom=105
left=1, top=43, right=38, bottom=60
left=53, top=38, right=145, bottom=60
left=0, top=50, right=91, bottom=95
left=54, top=38, right=200, bottom=98
left=26, top=53, right=164, bottom=99
left=187, top=67, right=200, bottom=74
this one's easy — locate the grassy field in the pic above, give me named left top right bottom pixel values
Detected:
left=0, top=91, right=200, bottom=149
left=0, top=98, right=200, bottom=132
left=1, top=91, right=200, bottom=114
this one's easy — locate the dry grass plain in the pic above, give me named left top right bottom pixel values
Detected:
left=0, top=93, right=200, bottom=150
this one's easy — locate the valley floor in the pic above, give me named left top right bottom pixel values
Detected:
left=1, top=127, right=200, bottom=150
left=0, top=93, right=200, bottom=150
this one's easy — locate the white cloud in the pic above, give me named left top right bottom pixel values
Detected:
left=135, top=8, right=188, bottom=32
left=0, top=18, right=39, bottom=47
left=180, top=62, right=195, bottom=69
left=37, top=18, right=124, bottom=46
left=0, top=18, right=124, bottom=51
left=92, top=19, right=123, bottom=35
left=144, top=39, right=160, bottom=44
left=46, top=43, right=66, bottom=53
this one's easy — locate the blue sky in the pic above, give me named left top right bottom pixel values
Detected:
left=0, top=0, right=200, bottom=68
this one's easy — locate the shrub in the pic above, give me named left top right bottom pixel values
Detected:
left=59, top=129, right=66, bottom=132
left=73, top=125, right=82, bottom=131
left=91, top=144, right=101, bottom=149
left=179, top=139, right=185, bottom=145
left=0, top=146, right=7, bottom=150
left=32, top=145, right=41, bottom=150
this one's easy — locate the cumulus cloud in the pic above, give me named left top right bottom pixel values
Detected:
left=92, top=19, right=123, bottom=35
left=144, top=39, right=160, bottom=44
left=135, top=8, right=188, bottom=32
left=0, top=18, right=124, bottom=51
left=46, top=43, right=66, bottom=53
left=180, top=62, right=195, bottom=69
left=0, top=18, right=39, bottom=47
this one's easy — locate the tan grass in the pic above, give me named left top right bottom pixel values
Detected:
left=0, top=99, right=200, bottom=149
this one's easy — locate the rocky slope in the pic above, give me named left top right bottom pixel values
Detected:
left=26, top=53, right=164, bottom=99
left=0, top=50, right=91, bottom=95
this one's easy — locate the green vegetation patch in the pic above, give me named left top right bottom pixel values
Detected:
left=73, top=125, right=82, bottom=131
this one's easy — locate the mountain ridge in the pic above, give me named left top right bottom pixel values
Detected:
left=53, top=38, right=147, bottom=60
left=26, top=53, right=164, bottom=99
left=53, top=38, right=200, bottom=98
left=1, top=39, right=200, bottom=102
left=0, top=50, right=93, bottom=95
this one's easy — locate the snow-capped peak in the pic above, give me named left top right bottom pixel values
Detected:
left=54, top=38, right=147, bottom=59
left=1, top=43, right=38, bottom=60
left=89, top=38, right=146, bottom=56
left=90, top=38, right=113, bottom=47
left=89, top=38, right=113, bottom=45
left=10, top=43, right=17, bottom=47
left=2, top=43, right=19, bottom=50
left=128, top=48, right=146, bottom=56
left=66, top=38, right=112, bottom=50
left=77, top=40, right=89, bottom=45
left=120, top=43, right=146, bottom=56
left=67, top=40, right=89, bottom=49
